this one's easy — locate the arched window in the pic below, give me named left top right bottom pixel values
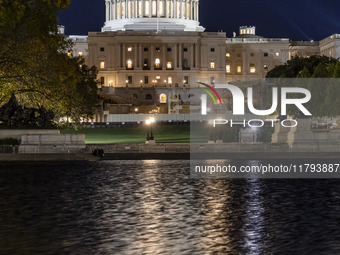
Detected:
left=145, top=94, right=153, bottom=100
left=159, top=94, right=167, bottom=103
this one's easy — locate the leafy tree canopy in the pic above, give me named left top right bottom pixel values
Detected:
left=0, top=0, right=99, bottom=126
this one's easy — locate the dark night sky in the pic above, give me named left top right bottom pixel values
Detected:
left=58, top=0, right=340, bottom=41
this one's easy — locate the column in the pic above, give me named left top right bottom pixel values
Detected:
left=196, top=0, right=199, bottom=21
left=162, top=45, right=166, bottom=69
left=174, top=43, right=178, bottom=68
left=150, top=45, right=154, bottom=68
left=106, top=1, right=109, bottom=22
left=190, top=44, right=194, bottom=68
left=165, top=0, right=168, bottom=18
left=134, top=43, right=138, bottom=68
left=171, top=0, right=173, bottom=18
left=122, top=44, right=126, bottom=68
left=141, top=0, right=144, bottom=17
left=195, top=43, right=199, bottom=68
left=117, top=43, right=121, bottom=68
left=139, top=44, right=142, bottom=68
left=180, top=0, right=183, bottom=19
left=119, top=1, right=122, bottom=19
left=113, top=0, right=116, bottom=19
left=190, top=0, right=192, bottom=20
left=178, top=43, right=182, bottom=68
left=125, top=0, right=128, bottom=18
left=149, top=0, right=152, bottom=17
left=134, top=0, right=138, bottom=17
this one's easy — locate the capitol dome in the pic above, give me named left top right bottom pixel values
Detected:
left=102, top=0, right=205, bottom=32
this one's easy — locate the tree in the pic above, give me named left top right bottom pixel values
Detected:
left=0, top=0, right=99, bottom=125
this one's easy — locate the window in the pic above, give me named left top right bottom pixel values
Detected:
left=226, top=65, right=231, bottom=73
left=250, top=64, right=256, bottom=73
left=168, top=76, right=172, bottom=84
left=144, top=47, right=148, bottom=52
left=167, top=61, right=172, bottom=69
left=133, top=94, right=138, bottom=99
left=237, top=65, right=242, bottom=73
left=100, top=77, right=105, bottom=85
left=183, top=48, right=188, bottom=52
left=127, top=76, right=133, bottom=84
left=145, top=94, right=152, bottom=100
left=167, top=47, right=172, bottom=52
left=264, top=52, right=268, bottom=57
left=100, top=61, right=105, bottom=69
left=183, top=59, right=188, bottom=69
left=237, top=53, right=241, bottom=57
left=156, top=76, right=161, bottom=80
left=226, top=53, right=230, bottom=57
left=264, top=64, right=268, bottom=72
left=155, top=58, right=161, bottom=68
left=127, top=47, right=132, bottom=52
left=156, top=47, right=160, bottom=52
left=159, top=0, right=164, bottom=16
left=127, top=59, right=133, bottom=69
left=160, top=94, right=167, bottom=103
left=210, top=77, right=215, bottom=85
left=210, top=61, right=215, bottom=69
left=138, top=1, right=142, bottom=16
left=184, top=76, right=189, bottom=84
left=144, top=58, right=149, bottom=68
left=100, top=47, right=105, bottom=52
left=78, top=52, right=83, bottom=56
left=67, top=52, right=72, bottom=56
left=275, top=52, right=280, bottom=57
left=144, top=76, right=149, bottom=84
left=210, top=48, right=215, bottom=52
left=250, top=53, right=254, bottom=57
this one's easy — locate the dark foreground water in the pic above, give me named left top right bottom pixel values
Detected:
left=0, top=160, right=340, bottom=255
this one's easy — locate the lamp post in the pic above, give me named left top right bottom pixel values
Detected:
left=140, top=80, right=143, bottom=87
left=126, top=79, right=128, bottom=87
left=145, top=116, right=156, bottom=143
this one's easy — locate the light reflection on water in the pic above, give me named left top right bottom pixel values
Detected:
left=0, top=160, right=340, bottom=254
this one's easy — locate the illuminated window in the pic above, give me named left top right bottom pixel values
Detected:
left=152, top=0, right=157, bottom=16
left=186, top=3, right=190, bottom=18
left=127, top=47, right=132, bottom=52
left=226, top=53, right=230, bottom=57
left=100, top=61, right=105, bottom=69
left=159, top=1, right=164, bottom=16
left=237, top=65, right=242, bottom=73
left=138, top=1, right=142, bottom=16
left=127, top=59, right=133, bottom=69
left=145, top=1, right=149, bottom=16
left=226, top=65, right=231, bottom=73
left=182, top=2, right=186, bottom=17
left=250, top=64, right=256, bottom=73
left=168, top=76, right=172, bottom=84
left=160, top=94, right=167, bottom=103
left=156, top=47, right=160, bottom=52
left=67, top=52, right=72, bottom=56
left=156, top=76, right=161, bottom=80
left=210, top=61, right=215, bottom=69
left=264, top=64, right=268, bottom=72
left=167, top=61, right=172, bottom=69
left=131, top=1, right=134, bottom=17
left=167, top=1, right=171, bottom=16
left=275, top=52, right=280, bottom=57
left=78, top=52, right=83, bottom=56
left=122, top=2, right=125, bottom=18
left=155, top=58, right=161, bottom=68
left=177, top=2, right=180, bottom=18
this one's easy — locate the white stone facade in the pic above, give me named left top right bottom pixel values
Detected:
left=102, top=0, right=204, bottom=32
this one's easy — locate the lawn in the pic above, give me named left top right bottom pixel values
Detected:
left=61, top=125, right=208, bottom=144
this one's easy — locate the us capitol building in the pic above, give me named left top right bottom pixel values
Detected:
left=66, top=0, right=340, bottom=117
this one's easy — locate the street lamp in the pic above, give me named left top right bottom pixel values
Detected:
left=145, top=116, right=156, bottom=142
left=126, top=79, right=128, bottom=87
left=140, top=80, right=143, bottom=87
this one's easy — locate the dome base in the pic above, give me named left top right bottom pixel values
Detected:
left=102, top=18, right=205, bottom=32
